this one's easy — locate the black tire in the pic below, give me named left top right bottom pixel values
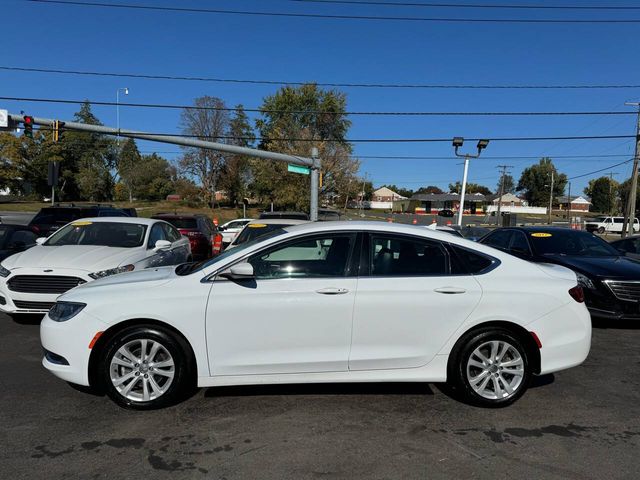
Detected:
left=597, top=227, right=605, bottom=234
left=447, top=327, right=532, bottom=408
left=98, top=325, right=194, bottom=410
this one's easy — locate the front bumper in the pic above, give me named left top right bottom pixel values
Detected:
left=585, top=285, right=640, bottom=321
left=0, top=268, right=92, bottom=315
left=40, top=309, right=107, bottom=386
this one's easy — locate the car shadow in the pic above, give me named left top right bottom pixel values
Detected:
left=204, top=382, right=435, bottom=398
left=530, top=373, right=555, bottom=389
left=11, top=314, right=44, bottom=325
left=592, top=318, right=640, bottom=329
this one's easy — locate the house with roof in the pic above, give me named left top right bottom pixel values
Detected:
left=556, top=195, right=591, bottom=212
left=405, top=192, right=488, bottom=215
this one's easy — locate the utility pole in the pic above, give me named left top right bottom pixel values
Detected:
left=622, top=102, right=640, bottom=238
left=547, top=170, right=554, bottom=225
left=567, top=181, right=571, bottom=226
left=495, top=165, right=512, bottom=226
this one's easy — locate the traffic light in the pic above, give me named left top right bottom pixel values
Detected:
left=23, top=116, right=34, bottom=138
left=52, top=120, right=64, bottom=142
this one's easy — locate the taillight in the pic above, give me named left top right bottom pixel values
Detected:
left=212, top=233, right=223, bottom=255
left=569, top=285, right=585, bottom=303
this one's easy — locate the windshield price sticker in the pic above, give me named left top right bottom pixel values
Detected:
left=531, top=232, right=552, bottom=238
left=72, top=221, right=93, bottom=226
left=248, top=224, right=267, bottom=228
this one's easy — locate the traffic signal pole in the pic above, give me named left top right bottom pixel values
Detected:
left=8, top=113, right=321, bottom=221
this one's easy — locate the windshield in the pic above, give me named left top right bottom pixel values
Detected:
left=176, top=228, right=286, bottom=276
left=528, top=230, right=619, bottom=257
left=233, top=223, right=291, bottom=246
left=45, top=221, right=147, bottom=248
left=0, top=227, right=10, bottom=248
left=591, top=216, right=608, bottom=223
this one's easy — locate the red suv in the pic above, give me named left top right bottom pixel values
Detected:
left=151, top=214, right=223, bottom=261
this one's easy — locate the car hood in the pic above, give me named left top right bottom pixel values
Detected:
left=540, top=254, right=640, bottom=279
left=1, top=245, right=141, bottom=272
left=76, top=266, right=178, bottom=290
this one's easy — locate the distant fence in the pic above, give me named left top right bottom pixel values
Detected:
left=486, top=205, right=547, bottom=214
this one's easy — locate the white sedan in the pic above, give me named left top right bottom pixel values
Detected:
left=40, top=221, right=591, bottom=410
left=218, top=218, right=253, bottom=245
left=0, top=217, right=190, bottom=316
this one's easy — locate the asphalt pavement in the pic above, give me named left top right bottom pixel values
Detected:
left=1, top=313, right=639, bottom=479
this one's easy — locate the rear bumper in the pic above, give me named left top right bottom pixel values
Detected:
left=529, top=300, right=592, bottom=375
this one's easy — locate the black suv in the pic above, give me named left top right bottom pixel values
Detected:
left=0, top=224, right=38, bottom=262
left=29, top=204, right=135, bottom=237
left=479, top=226, right=640, bottom=322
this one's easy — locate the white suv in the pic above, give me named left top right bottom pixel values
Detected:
left=585, top=216, right=640, bottom=234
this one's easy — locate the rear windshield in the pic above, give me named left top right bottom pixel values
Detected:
left=156, top=217, right=198, bottom=229
left=234, top=224, right=289, bottom=245
left=45, top=221, right=147, bottom=248
left=528, top=230, right=619, bottom=257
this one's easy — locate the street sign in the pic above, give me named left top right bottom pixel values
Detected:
left=287, top=164, right=310, bottom=175
left=0, top=110, right=8, bottom=128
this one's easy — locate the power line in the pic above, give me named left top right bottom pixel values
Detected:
left=568, top=158, right=634, bottom=180
left=289, top=0, right=640, bottom=10
left=21, top=0, right=640, bottom=23
left=3, top=95, right=639, bottom=118
left=3, top=65, right=640, bottom=90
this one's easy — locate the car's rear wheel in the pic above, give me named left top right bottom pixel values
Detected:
left=99, top=326, right=193, bottom=410
left=448, top=328, right=531, bottom=407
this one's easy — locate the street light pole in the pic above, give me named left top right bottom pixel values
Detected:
left=547, top=170, right=554, bottom=225
left=116, top=87, right=128, bottom=137
left=452, top=137, right=490, bottom=226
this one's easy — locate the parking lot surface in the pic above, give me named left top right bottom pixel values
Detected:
left=1, top=313, right=639, bottom=480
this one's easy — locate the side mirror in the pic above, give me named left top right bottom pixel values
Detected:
left=36, top=237, right=47, bottom=245
left=154, top=240, right=172, bottom=251
left=218, top=225, right=226, bottom=231
left=219, top=262, right=254, bottom=280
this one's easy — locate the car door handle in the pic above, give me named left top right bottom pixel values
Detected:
left=434, top=287, right=467, bottom=294
left=316, top=287, right=350, bottom=295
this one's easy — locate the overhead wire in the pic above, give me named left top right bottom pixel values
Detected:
left=20, top=0, right=640, bottom=24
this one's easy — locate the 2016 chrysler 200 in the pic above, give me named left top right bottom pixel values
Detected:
left=40, top=222, right=591, bottom=410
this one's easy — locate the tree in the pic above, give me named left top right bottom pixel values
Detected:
left=448, top=181, right=492, bottom=195
left=517, top=157, right=567, bottom=207
left=117, top=138, right=142, bottom=202
left=379, top=184, right=413, bottom=198
left=60, top=101, right=117, bottom=201
left=219, top=105, right=254, bottom=206
left=497, top=174, right=516, bottom=194
left=252, top=84, right=359, bottom=210
left=584, top=176, right=619, bottom=214
left=415, top=185, right=443, bottom=195
left=179, top=96, right=230, bottom=207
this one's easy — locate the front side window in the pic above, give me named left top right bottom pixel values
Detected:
left=248, top=234, right=355, bottom=280
left=46, top=222, right=147, bottom=248
left=370, top=235, right=448, bottom=276
left=147, top=223, right=167, bottom=249
left=163, top=224, right=182, bottom=243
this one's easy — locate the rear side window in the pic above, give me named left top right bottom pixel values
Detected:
left=370, top=235, right=448, bottom=276
left=450, top=245, right=496, bottom=274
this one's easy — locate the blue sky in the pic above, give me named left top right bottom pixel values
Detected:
left=3, top=0, right=640, bottom=195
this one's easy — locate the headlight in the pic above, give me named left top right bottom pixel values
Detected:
left=49, top=302, right=86, bottom=322
left=88, top=264, right=135, bottom=280
left=0, top=264, right=10, bottom=278
left=576, top=272, right=595, bottom=290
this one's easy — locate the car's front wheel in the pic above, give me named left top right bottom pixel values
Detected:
left=597, top=227, right=605, bottom=234
left=448, top=328, right=531, bottom=407
left=99, top=326, right=193, bottom=409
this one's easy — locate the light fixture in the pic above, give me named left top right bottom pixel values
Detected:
left=452, top=137, right=464, bottom=148
left=477, top=139, right=490, bottom=150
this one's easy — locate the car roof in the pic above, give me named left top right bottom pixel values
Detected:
left=503, top=226, right=591, bottom=233
left=152, top=214, right=205, bottom=219
left=247, top=218, right=309, bottom=226
left=66, top=217, right=160, bottom=225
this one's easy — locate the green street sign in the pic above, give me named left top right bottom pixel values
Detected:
left=287, top=164, right=310, bottom=175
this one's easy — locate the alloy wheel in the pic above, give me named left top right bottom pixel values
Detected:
left=466, top=340, right=525, bottom=400
left=109, top=338, right=175, bottom=402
